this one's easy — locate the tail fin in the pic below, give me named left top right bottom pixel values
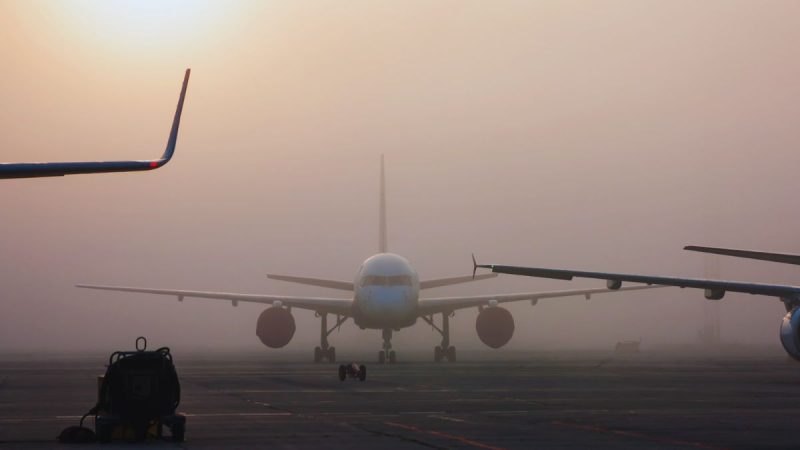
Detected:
left=379, top=154, right=388, bottom=253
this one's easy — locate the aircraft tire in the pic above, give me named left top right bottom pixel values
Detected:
left=328, top=347, right=336, bottom=363
left=389, top=351, right=396, bottom=364
left=314, top=347, right=322, bottom=363
left=378, top=351, right=386, bottom=364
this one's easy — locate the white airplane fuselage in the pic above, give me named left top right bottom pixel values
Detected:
left=353, top=253, right=420, bottom=330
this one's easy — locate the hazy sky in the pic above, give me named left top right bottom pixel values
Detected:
left=1, top=0, right=800, bottom=354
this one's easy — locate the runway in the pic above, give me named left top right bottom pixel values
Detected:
left=1, top=350, right=799, bottom=449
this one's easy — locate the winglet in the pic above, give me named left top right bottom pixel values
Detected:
left=0, top=68, right=191, bottom=179
left=158, top=68, right=191, bottom=165
left=472, top=253, right=478, bottom=279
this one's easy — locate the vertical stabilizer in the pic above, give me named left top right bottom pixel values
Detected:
left=379, top=155, right=388, bottom=253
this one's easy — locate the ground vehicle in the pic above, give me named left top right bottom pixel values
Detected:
left=94, top=338, right=185, bottom=442
left=338, top=363, right=366, bottom=381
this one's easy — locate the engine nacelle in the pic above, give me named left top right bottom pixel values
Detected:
left=476, top=306, right=515, bottom=349
left=704, top=288, right=725, bottom=300
left=780, top=308, right=800, bottom=360
left=256, top=307, right=296, bottom=348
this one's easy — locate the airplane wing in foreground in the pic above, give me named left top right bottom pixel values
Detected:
left=475, top=262, right=800, bottom=305
left=76, top=283, right=353, bottom=316
left=0, top=69, right=190, bottom=179
left=684, top=245, right=800, bottom=266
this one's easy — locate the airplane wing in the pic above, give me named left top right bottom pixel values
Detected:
left=417, top=284, right=661, bottom=316
left=475, top=263, right=800, bottom=302
left=266, top=274, right=354, bottom=291
left=0, top=69, right=190, bottom=179
left=76, top=283, right=353, bottom=315
left=684, top=245, right=800, bottom=266
left=264, top=273, right=499, bottom=291
left=419, top=273, right=497, bottom=290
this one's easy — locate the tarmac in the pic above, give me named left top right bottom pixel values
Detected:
left=1, top=349, right=799, bottom=449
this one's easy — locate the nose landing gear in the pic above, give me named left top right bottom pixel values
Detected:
left=378, top=329, right=397, bottom=364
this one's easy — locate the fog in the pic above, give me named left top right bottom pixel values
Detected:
left=1, top=0, right=799, bottom=355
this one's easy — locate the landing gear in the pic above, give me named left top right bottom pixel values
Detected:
left=378, top=349, right=397, bottom=364
left=434, top=345, right=456, bottom=363
left=423, top=311, right=456, bottom=362
left=379, top=329, right=396, bottom=364
left=314, top=346, right=336, bottom=363
left=314, top=313, right=347, bottom=363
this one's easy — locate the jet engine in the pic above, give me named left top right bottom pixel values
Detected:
left=256, top=307, right=295, bottom=348
left=476, top=306, right=515, bottom=348
left=780, top=308, right=800, bottom=360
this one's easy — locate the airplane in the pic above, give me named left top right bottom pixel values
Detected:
left=0, top=69, right=190, bottom=179
left=473, top=246, right=800, bottom=361
left=77, top=156, right=660, bottom=364
left=684, top=245, right=800, bottom=266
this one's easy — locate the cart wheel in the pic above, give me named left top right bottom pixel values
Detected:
left=172, top=422, right=185, bottom=443
left=96, top=423, right=112, bottom=443
left=338, top=365, right=346, bottom=381
left=359, top=365, right=367, bottom=381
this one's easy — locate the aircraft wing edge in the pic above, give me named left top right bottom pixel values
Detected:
left=0, top=68, right=190, bottom=179
left=684, top=245, right=800, bottom=266
left=76, top=283, right=353, bottom=314
left=417, top=284, right=663, bottom=316
left=476, top=263, right=800, bottom=301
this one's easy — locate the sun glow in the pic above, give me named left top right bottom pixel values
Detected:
left=53, top=0, right=234, bottom=52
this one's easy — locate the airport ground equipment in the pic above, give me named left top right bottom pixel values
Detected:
left=94, top=337, right=184, bottom=442
left=339, top=363, right=367, bottom=381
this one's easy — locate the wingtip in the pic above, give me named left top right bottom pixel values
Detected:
left=471, top=253, right=478, bottom=279
left=159, top=68, right=191, bottom=163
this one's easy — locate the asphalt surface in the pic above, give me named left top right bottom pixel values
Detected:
left=1, top=350, right=799, bottom=449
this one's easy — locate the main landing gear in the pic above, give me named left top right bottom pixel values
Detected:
left=314, top=313, right=348, bottom=363
left=422, top=311, right=456, bottom=362
left=378, top=328, right=397, bottom=364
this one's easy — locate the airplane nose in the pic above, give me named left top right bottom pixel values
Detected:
left=363, top=287, right=411, bottom=316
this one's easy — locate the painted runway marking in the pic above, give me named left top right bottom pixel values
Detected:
left=551, top=421, right=731, bottom=450
left=428, top=415, right=467, bottom=423
left=219, top=389, right=457, bottom=394
left=183, top=412, right=292, bottom=417
left=385, top=421, right=507, bottom=450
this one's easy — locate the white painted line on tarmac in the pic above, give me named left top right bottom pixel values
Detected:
left=182, top=412, right=292, bottom=417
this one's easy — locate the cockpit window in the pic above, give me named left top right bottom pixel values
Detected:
left=387, top=275, right=412, bottom=286
left=361, top=275, right=413, bottom=287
